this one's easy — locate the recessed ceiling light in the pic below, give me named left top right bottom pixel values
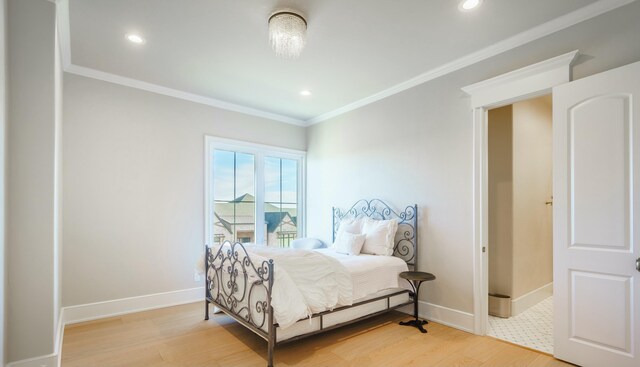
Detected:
left=459, top=0, right=483, bottom=11
left=300, top=90, right=312, bottom=96
left=126, top=33, right=146, bottom=44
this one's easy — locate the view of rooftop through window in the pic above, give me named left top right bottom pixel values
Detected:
left=212, top=149, right=298, bottom=246
left=265, top=156, right=298, bottom=247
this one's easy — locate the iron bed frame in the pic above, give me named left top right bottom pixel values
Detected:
left=204, top=199, right=418, bottom=367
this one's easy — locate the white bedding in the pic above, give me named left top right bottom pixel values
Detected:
left=206, top=244, right=352, bottom=329
left=246, top=246, right=352, bottom=314
left=203, top=245, right=408, bottom=330
left=315, top=248, right=410, bottom=300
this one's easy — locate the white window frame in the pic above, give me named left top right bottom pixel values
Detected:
left=204, top=136, right=306, bottom=247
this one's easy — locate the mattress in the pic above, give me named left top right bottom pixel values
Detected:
left=314, top=248, right=411, bottom=299
left=275, top=288, right=410, bottom=342
left=273, top=249, right=412, bottom=341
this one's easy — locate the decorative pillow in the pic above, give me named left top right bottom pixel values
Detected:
left=361, top=217, right=398, bottom=256
left=291, top=238, right=326, bottom=250
left=334, top=231, right=366, bottom=256
left=335, top=218, right=365, bottom=244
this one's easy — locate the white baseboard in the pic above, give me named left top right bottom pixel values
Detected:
left=63, top=287, right=204, bottom=325
left=6, top=353, right=58, bottom=367
left=400, top=301, right=475, bottom=333
left=511, top=282, right=553, bottom=316
left=8, top=289, right=471, bottom=365
left=6, top=311, right=65, bottom=367
left=55, top=310, right=65, bottom=367
left=6, top=287, right=204, bottom=367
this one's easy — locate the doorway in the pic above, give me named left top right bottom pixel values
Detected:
left=486, top=95, right=553, bottom=353
left=466, top=53, right=640, bottom=367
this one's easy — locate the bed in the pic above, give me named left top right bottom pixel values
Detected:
left=204, top=199, right=418, bottom=367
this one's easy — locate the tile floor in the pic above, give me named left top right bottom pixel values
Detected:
left=487, top=296, right=553, bottom=354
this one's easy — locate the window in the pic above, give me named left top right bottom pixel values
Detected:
left=212, top=150, right=255, bottom=246
left=265, top=157, right=298, bottom=247
left=277, top=232, right=297, bottom=247
left=205, top=137, right=305, bottom=247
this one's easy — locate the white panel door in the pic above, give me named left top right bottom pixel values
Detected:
left=553, top=61, right=640, bottom=367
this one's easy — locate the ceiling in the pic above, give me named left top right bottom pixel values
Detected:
left=66, top=0, right=607, bottom=124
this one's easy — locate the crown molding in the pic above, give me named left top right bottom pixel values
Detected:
left=461, top=50, right=579, bottom=96
left=306, top=0, right=636, bottom=125
left=65, top=64, right=307, bottom=126
left=55, top=0, right=635, bottom=127
left=461, top=50, right=579, bottom=108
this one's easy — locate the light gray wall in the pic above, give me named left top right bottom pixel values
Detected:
left=6, top=0, right=59, bottom=363
left=0, top=0, right=6, bottom=364
left=62, top=73, right=306, bottom=307
left=306, top=0, right=640, bottom=314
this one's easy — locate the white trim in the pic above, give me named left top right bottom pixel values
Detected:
left=56, top=0, right=70, bottom=69
left=305, top=0, right=632, bottom=124
left=64, top=64, right=307, bottom=126
left=462, top=50, right=579, bottom=108
left=62, top=287, right=203, bottom=325
left=6, top=354, right=58, bottom=367
left=204, top=136, right=306, bottom=247
left=400, top=302, right=475, bottom=334
left=462, top=52, right=574, bottom=335
left=472, top=107, right=489, bottom=336
left=205, top=136, right=306, bottom=158
left=5, top=315, right=63, bottom=367
left=511, top=282, right=553, bottom=316
left=55, top=308, right=64, bottom=367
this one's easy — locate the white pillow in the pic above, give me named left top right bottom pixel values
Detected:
left=335, top=218, right=364, bottom=241
left=334, top=231, right=366, bottom=256
left=361, top=217, right=398, bottom=256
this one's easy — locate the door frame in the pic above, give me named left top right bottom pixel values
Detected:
left=461, top=50, right=579, bottom=335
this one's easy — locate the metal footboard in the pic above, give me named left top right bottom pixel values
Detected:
left=204, top=235, right=414, bottom=366
left=205, top=242, right=276, bottom=366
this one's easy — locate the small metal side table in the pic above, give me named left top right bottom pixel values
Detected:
left=399, top=271, right=436, bottom=333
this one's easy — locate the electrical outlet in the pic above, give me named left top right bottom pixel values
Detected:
left=194, top=270, right=201, bottom=282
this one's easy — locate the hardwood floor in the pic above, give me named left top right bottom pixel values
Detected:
left=61, top=302, right=573, bottom=366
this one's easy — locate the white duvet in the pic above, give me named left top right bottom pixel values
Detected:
left=203, top=245, right=353, bottom=329
left=315, top=248, right=410, bottom=299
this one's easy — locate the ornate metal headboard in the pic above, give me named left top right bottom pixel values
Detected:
left=332, top=199, right=418, bottom=270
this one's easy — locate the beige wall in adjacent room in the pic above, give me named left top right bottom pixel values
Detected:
left=488, top=105, right=514, bottom=297
left=6, top=0, right=60, bottom=363
left=511, top=96, right=553, bottom=299
left=62, top=74, right=306, bottom=307
left=306, top=1, right=640, bottom=315
left=488, top=96, right=552, bottom=303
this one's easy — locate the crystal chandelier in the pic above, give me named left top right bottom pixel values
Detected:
left=268, top=11, right=307, bottom=59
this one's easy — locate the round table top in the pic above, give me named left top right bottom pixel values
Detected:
left=400, top=271, right=436, bottom=282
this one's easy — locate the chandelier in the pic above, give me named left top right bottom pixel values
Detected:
left=268, top=11, right=307, bottom=59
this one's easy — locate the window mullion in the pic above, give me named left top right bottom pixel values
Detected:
left=279, top=158, right=283, bottom=246
left=255, top=152, right=266, bottom=245
left=298, top=156, right=305, bottom=238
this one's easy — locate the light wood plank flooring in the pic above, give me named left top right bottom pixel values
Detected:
left=61, top=302, right=573, bottom=366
